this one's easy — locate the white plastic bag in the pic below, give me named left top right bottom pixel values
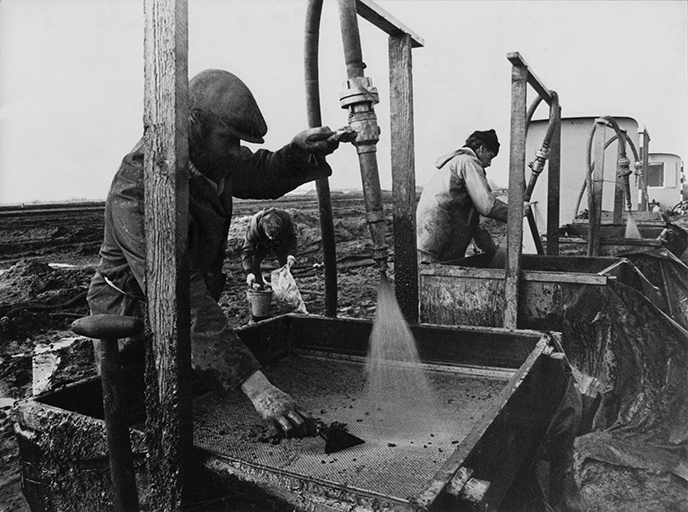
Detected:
left=270, top=264, right=308, bottom=314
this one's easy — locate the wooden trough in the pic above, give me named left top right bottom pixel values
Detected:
left=420, top=254, right=638, bottom=328
left=12, top=314, right=569, bottom=511
left=557, top=213, right=687, bottom=259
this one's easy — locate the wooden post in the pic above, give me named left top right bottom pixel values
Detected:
left=588, top=120, right=606, bottom=257
left=389, top=33, right=418, bottom=323
left=504, top=61, right=528, bottom=329
left=546, top=104, right=561, bottom=255
left=640, top=128, right=651, bottom=211
left=143, top=1, right=192, bottom=510
left=613, top=130, right=626, bottom=225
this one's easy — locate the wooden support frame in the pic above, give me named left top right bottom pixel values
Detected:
left=613, top=128, right=628, bottom=224
left=505, top=60, right=528, bottom=329
left=507, top=53, right=555, bottom=106
left=356, top=0, right=423, bottom=322
left=143, top=0, right=192, bottom=510
left=389, top=33, right=419, bottom=322
left=546, top=107, right=561, bottom=255
left=504, top=52, right=560, bottom=328
left=356, top=0, right=424, bottom=47
left=639, top=127, right=651, bottom=211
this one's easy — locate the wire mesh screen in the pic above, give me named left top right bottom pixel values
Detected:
left=193, top=355, right=506, bottom=500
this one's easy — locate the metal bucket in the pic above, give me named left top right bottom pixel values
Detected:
left=247, top=288, right=272, bottom=318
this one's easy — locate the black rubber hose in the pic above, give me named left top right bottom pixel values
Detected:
left=305, top=0, right=337, bottom=317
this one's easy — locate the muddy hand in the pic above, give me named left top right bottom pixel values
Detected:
left=241, top=370, right=314, bottom=438
left=292, top=126, right=339, bottom=156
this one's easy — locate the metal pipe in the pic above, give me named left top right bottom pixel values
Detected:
left=304, top=0, right=338, bottom=317
left=337, top=0, right=388, bottom=273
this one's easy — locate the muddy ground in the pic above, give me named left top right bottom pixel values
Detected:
left=1, top=194, right=687, bottom=511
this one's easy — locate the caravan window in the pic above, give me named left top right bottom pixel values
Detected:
left=647, top=162, right=664, bottom=187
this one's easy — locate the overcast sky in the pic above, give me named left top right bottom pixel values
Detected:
left=1, top=0, right=686, bottom=205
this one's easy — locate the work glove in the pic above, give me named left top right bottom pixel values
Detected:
left=286, top=255, right=296, bottom=268
left=240, top=370, right=316, bottom=438
left=291, top=126, right=340, bottom=157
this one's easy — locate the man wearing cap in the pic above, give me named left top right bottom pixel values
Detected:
left=242, top=208, right=297, bottom=290
left=87, top=69, right=341, bottom=438
left=416, top=129, right=526, bottom=265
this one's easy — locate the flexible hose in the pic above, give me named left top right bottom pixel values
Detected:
left=581, top=116, right=632, bottom=255
left=575, top=117, right=636, bottom=217
left=523, top=92, right=559, bottom=255
left=304, top=0, right=338, bottom=317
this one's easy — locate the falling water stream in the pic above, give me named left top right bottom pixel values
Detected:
left=365, top=273, right=440, bottom=438
left=625, top=211, right=642, bottom=239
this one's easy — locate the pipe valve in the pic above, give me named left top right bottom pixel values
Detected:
left=340, top=77, right=381, bottom=150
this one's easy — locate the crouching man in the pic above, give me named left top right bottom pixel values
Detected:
left=87, top=69, right=342, bottom=437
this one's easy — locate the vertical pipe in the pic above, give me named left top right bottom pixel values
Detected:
left=504, top=62, right=528, bottom=329
left=305, top=0, right=337, bottom=317
left=389, top=33, right=418, bottom=322
left=338, top=0, right=365, bottom=79
left=337, top=0, right=388, bottom=273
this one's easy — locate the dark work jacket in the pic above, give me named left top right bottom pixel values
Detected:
left=241, top=208, right=297, bottom=278
left=87, top=137, right=331, bottom=391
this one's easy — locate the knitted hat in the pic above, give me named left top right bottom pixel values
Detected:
left=469, top=129, right=500, bottom=155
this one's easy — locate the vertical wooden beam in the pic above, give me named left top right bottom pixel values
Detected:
left=546, top=104, right=561, bottom=255
left=389, top=33, right=418, bottom=323
left=504, top=62, right=528, bottom=329
left=613, top=132, right=626, bottom=224
left=640, top=128, right=651, bottom=211
left=143, top=0, right=191, bottom=510
left=588, top=120, right=606, bottom=257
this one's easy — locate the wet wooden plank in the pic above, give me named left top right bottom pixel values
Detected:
left=143, top=0, right=192, bottom=509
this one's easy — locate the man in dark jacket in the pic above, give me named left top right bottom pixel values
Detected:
left=87, top=69, right=341, bottom=438
left=242, top=208, right=297, bottom=290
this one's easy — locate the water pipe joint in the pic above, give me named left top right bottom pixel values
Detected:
left=349, top=111, right=381, bottom=150
left=617, top=156, right=632, bottom=177
left=339, top=76, right=380, bottom=109
left=528, top=147, right=550, bottom=175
